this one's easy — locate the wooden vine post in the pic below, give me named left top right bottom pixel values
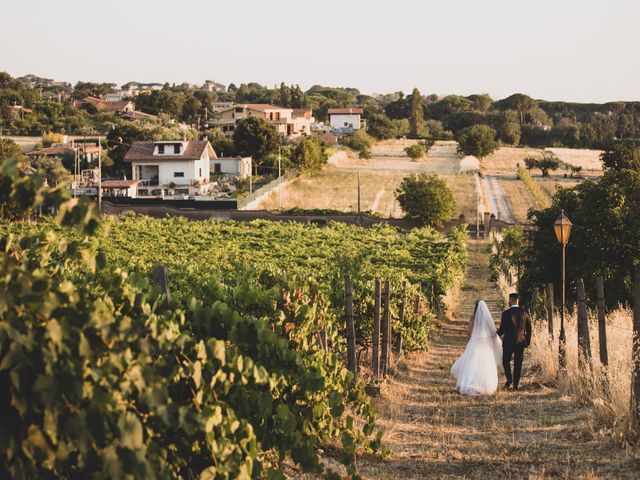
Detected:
left=372, top=279, right=381, bottom=378
left=546, top=283, right=554, bottom=338
left=596, top=276, right=608, bottom=367
left=632, top=269, right=640, bottom=426
left=152, top=265, right=171, bottom=303
left=344, top=274, right=357, bottom=379
left=576, top=278, right=592, bottom=367
left=380, top=280, right=391, bottom=377
left=396, top=280, right=407, bottom=354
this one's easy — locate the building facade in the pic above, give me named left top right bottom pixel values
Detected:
left=124, top=140, right=216, bottom=197
left=328, top=108, right=364, bottom=133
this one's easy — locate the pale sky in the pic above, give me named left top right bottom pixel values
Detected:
left=3, top=0, right=639, bottom=103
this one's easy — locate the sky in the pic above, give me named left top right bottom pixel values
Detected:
left=2, top=0, right=639, bottom=103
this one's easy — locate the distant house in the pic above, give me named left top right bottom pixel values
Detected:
left=210, top=104, right=300, bottom=137
left=105, top=92, right=126, bottom=102
left=27, top=143, right=100, bottom=163
left=292, top=109, right=315, bottom=136
left=328, top=108, right=364, bottom=133
left=75, top=96, right=135, bottom=113
left=210, top=156, right=252, bottom=180
left=124, top=140, right=216, bottom=197
left=202, top=80, right=226, bottom=93
left=120, top=110, right=158, bottom=123
left=210, top=102, right=234, bottom=112
left=10, top=105, right=32, bottom=120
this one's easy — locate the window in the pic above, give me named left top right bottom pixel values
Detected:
left=174, top=171, right=184, bottom=178
left=158, top=144, right=165, bottom=154
left=199, top=168, right=202, bottom=177
left=174, top=144, right=180, bottom=154
left=235, top=107, right=243, bottom=113
left=214, top=163, right=222, bottom=173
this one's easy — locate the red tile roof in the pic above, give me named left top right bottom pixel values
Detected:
left=240, top=104, right=286, bottom=110
left=27, top=146, right=73, bottom=156
left=124, top=140, right=214, bottom=162
left=327, top=108, right=363, bottom=115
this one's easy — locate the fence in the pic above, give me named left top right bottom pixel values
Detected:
left=541, top=272, right=640, bottom=425
left=237, top=171, right=297, bottom=210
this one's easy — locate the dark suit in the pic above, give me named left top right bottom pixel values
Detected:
left=497, top=305, right=532, bottom=388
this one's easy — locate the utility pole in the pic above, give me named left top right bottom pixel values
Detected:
left=476, top=172, right=480, bottom=239
left=357, top=170, right=361, bottom=214
left=278, top=145, right=282, bottom=211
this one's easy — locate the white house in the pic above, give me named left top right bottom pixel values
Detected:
left=210, top=104, right=296, bottom=137
left=328, top=108, right=364, bottom=133
left=124, top=140, right=216, bottom=197
left=291, top=109, right=315, bottom=136
left=210, top=156, right=252, bottom=180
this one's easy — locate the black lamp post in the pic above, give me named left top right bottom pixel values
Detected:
left=553, top=210, right=572, bottom=370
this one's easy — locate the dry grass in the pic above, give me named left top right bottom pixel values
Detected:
left=349, top=240, right=639, bottom=479
left=333, top=141, right=465, bottom=175
left=482, top=146, right=542, bottom=175
left=535, top=177, right=583, bottom=198
left=259, top=167, right=479, bottom=220
left=528, top=308, right=638, bottom=444
left=494, top=177, right=536, bottom=223
left=546, top=147, right=604, bottom=173
left=482, top=146, right=603, bottom=179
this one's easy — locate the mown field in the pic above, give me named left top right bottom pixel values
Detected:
left=260, top=141, right=602, bottom=226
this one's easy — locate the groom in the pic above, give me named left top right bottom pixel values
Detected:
left=497, top=293, right=532, bottom=390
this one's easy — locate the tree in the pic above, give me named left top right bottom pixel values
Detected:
left=524, top=151, right=560, bottom=177
left=455, top=124, right=497, bottom=159
left=206, top=129, right=237, bottom=157
left=395, top=174, right=456, bottom=227
left=0, top=138, right=23, bottom=162
left=521, top=169, right=640, bottom=307
left=232, top=117, right=279, bottom=163
left=495, top=93, right=537, bottom=125
left=181, top=96, right=202, bottom=124
left=342, top=130, right=374, bottom=153
left=28, top=155, right=70, bottom=186
left=404, top=143, right=426, bottom=160
left=290, top=137, right=327, bottom=174
left=367, top=113, right=396, bottom=140
left=600, top=140, right=640, bottom=171
left=409, top=88, right=424, bottom=137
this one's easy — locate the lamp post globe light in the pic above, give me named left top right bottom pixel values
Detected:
left=553, top=210, right=573, bottom=370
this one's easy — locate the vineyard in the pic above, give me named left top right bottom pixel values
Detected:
left=0, top=158, right=467, bottom=479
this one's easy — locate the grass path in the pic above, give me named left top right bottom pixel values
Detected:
left=357, top=239, right=638, bottom=479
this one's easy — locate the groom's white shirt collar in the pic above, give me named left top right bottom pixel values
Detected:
left=509, top=303, right=519, bottom=308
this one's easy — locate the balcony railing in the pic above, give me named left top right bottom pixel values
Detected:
left=140, top=178, right=159, bottom=186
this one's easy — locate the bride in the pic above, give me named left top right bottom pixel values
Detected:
left=451, top=300, right=502, bottom=395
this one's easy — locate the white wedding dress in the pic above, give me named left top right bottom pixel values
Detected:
left=451, top=300, right=503, bottom=395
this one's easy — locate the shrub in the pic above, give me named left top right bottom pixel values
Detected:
left=395, top=173, right=456, bottom=227
left=404, top=143, right=426, bottom=160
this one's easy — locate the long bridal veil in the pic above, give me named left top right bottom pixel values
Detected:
left=451, top=300, right=503, bottom=395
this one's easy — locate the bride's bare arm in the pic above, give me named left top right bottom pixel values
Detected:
left=467, top=314, right=474, bottom=340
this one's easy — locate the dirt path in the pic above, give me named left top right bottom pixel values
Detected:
left=370, top=188, right=385, bottom=211
left=358, top=240, right=638, bottom=479
left=482, top=176, right=516, bottom=224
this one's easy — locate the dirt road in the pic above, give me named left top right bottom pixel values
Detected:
left=357, top=240, right=638, bottom=479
